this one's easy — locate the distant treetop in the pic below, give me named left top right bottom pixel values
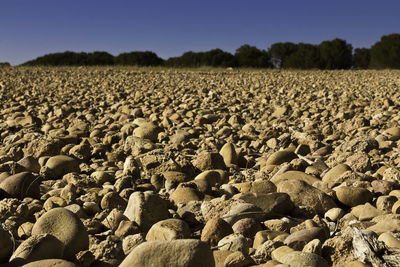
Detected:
left=16, top=33, right=400, bottom=69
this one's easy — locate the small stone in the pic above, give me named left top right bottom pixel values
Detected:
left=223, top=251, right=253, bottom=267
left=284, top=227, right=327, bottom=250
left=302, top=239, right=322, bottom=254
left=232, top=218, right=262, bottom=239
left=44, top=155, right=80, bottom=178
left=122, top=234, right=146, bottom=255
left=335, top=186, right=373, bottom=207
left=201, top=217, right=233, bottom=246
left=324, top=208, right=345, bottom=222
left=232, top=180, right=276, bottom=194
left=322, top=164, right=352, bottom=187
left=170, top=184, right=203, bottom=204
left=18, top=156, right=41, bottom=173
left=123, top=191, right=170, bottom=232
left=378, top=232, right=400, bottom=248
left=219, top=142, right=238, bottom=167
left=100, top=191, right=127, bottom=210
left=271, top=246, right=295, bottom=262
left=217, top=233, right=250, bottom=254
left=133, top=122, right=159, bottom=142
left=115, top=220, right=140, bottom=238
left=146, top=218, right=191, bottom=241
left=359, top=203, right=382, bottom=221
left=392, top=200, right=400, bottom=214
left=277, top=179, right=336, bottom=215
left=376, top=195, right=397, bottom=212
left=271, top=171, right=320, bottom=185
left=193, top=151, right=226, bottom=171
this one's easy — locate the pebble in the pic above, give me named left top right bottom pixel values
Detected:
left=145, top=218, right=191, bottom=241
left=277, top=179, right=336, bottom=215
left=335, top=186, right=373, bottom=207
left=201, top=217, right=233, bottom=246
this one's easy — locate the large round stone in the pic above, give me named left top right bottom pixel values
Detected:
left=336, top=186, right=373, bottom=207
left=146, top=219, right=191, bottom=241
left=31, top=208, right=89, bottom=259
left=0, top=172, right=40, bottom=200
left=119, top=239, right=214, bottom=267
left=44, top=155, right=80, bottom=178
left=10, top=234, right=64, bottom=265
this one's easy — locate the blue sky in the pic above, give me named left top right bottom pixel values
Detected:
left=0, top=0, right=399, bottom=65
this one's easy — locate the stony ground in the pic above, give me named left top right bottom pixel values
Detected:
left=1, top=67, right=400, bottom=267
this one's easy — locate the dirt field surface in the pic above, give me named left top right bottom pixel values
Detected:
left=1, top=67, right=400, bottom=266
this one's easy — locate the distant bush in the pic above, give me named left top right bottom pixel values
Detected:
left=353, top=48, right=370, bottom=69
left=0, top=62, right=11, bottom=67
left=281, top=43, right=320, bottom=69
left=318, top=38, right=353, bottom=69
left=23, top=51, right=114, bottom=66
left=165, top=49, right=236, bottom=68
left=234, top=45, right=271, bottom=68
left=268, top=42, right=298, bottom=68
left=370, top=34, right=400, bottom=69
left=114, top=51, right=164, bottom=66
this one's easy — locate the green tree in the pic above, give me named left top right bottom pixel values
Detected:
left=284, top=43, right=320, bottom=69
left=165, top=49, right=235, bottom=67
left=268, top=42, right=297, bottom=68
left=370, top=34, right=400, bottom=69
left=353, top=48, right=370, bottom=69
left=319, top=38, right=352, bottom=69
left=234, top=44, right=270, bottom=68
left=114, top=51, right=164, bottom=66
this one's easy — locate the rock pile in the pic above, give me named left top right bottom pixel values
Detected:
left=0, top=67, right=400, bottom=266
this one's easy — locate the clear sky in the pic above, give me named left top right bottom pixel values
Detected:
left=1, top=0, right=399, bottom=65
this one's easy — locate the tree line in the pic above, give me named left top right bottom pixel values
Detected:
left=18, top=33, right=400, bottom=69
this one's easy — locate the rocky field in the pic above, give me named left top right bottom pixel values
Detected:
left=1, top=67, right=400, bottom=267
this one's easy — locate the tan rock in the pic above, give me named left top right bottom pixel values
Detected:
left=31, top=208, right=89, bottom=259
left=44, top=155, right=79, bottom=178
left=170, top=185, right=203, bottom=204
left=232, top=180, right=276, bottom=194
left=0, top=172, right=40, bottom=200
left=335, top=186, right=373, bottom=207
left=322, top=163, right=351, bottom=187
left=201, top=217, right=233, bottom=246
left=271, top=171, right=320, bottom=185
left=277, top=179, right=336, bottom=215
left=378, top=232, right=400, bottom=248
left=193, top=151, right=226, bottom=171
left=9, top=234, right=64, bottom=265
left=219, top=142, right=238, bottom=167
left=123, top=191, right=170, bottom=232
left=119, top=240, right=214, bottom=267
left=146, top=219, right=191, bottom=241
